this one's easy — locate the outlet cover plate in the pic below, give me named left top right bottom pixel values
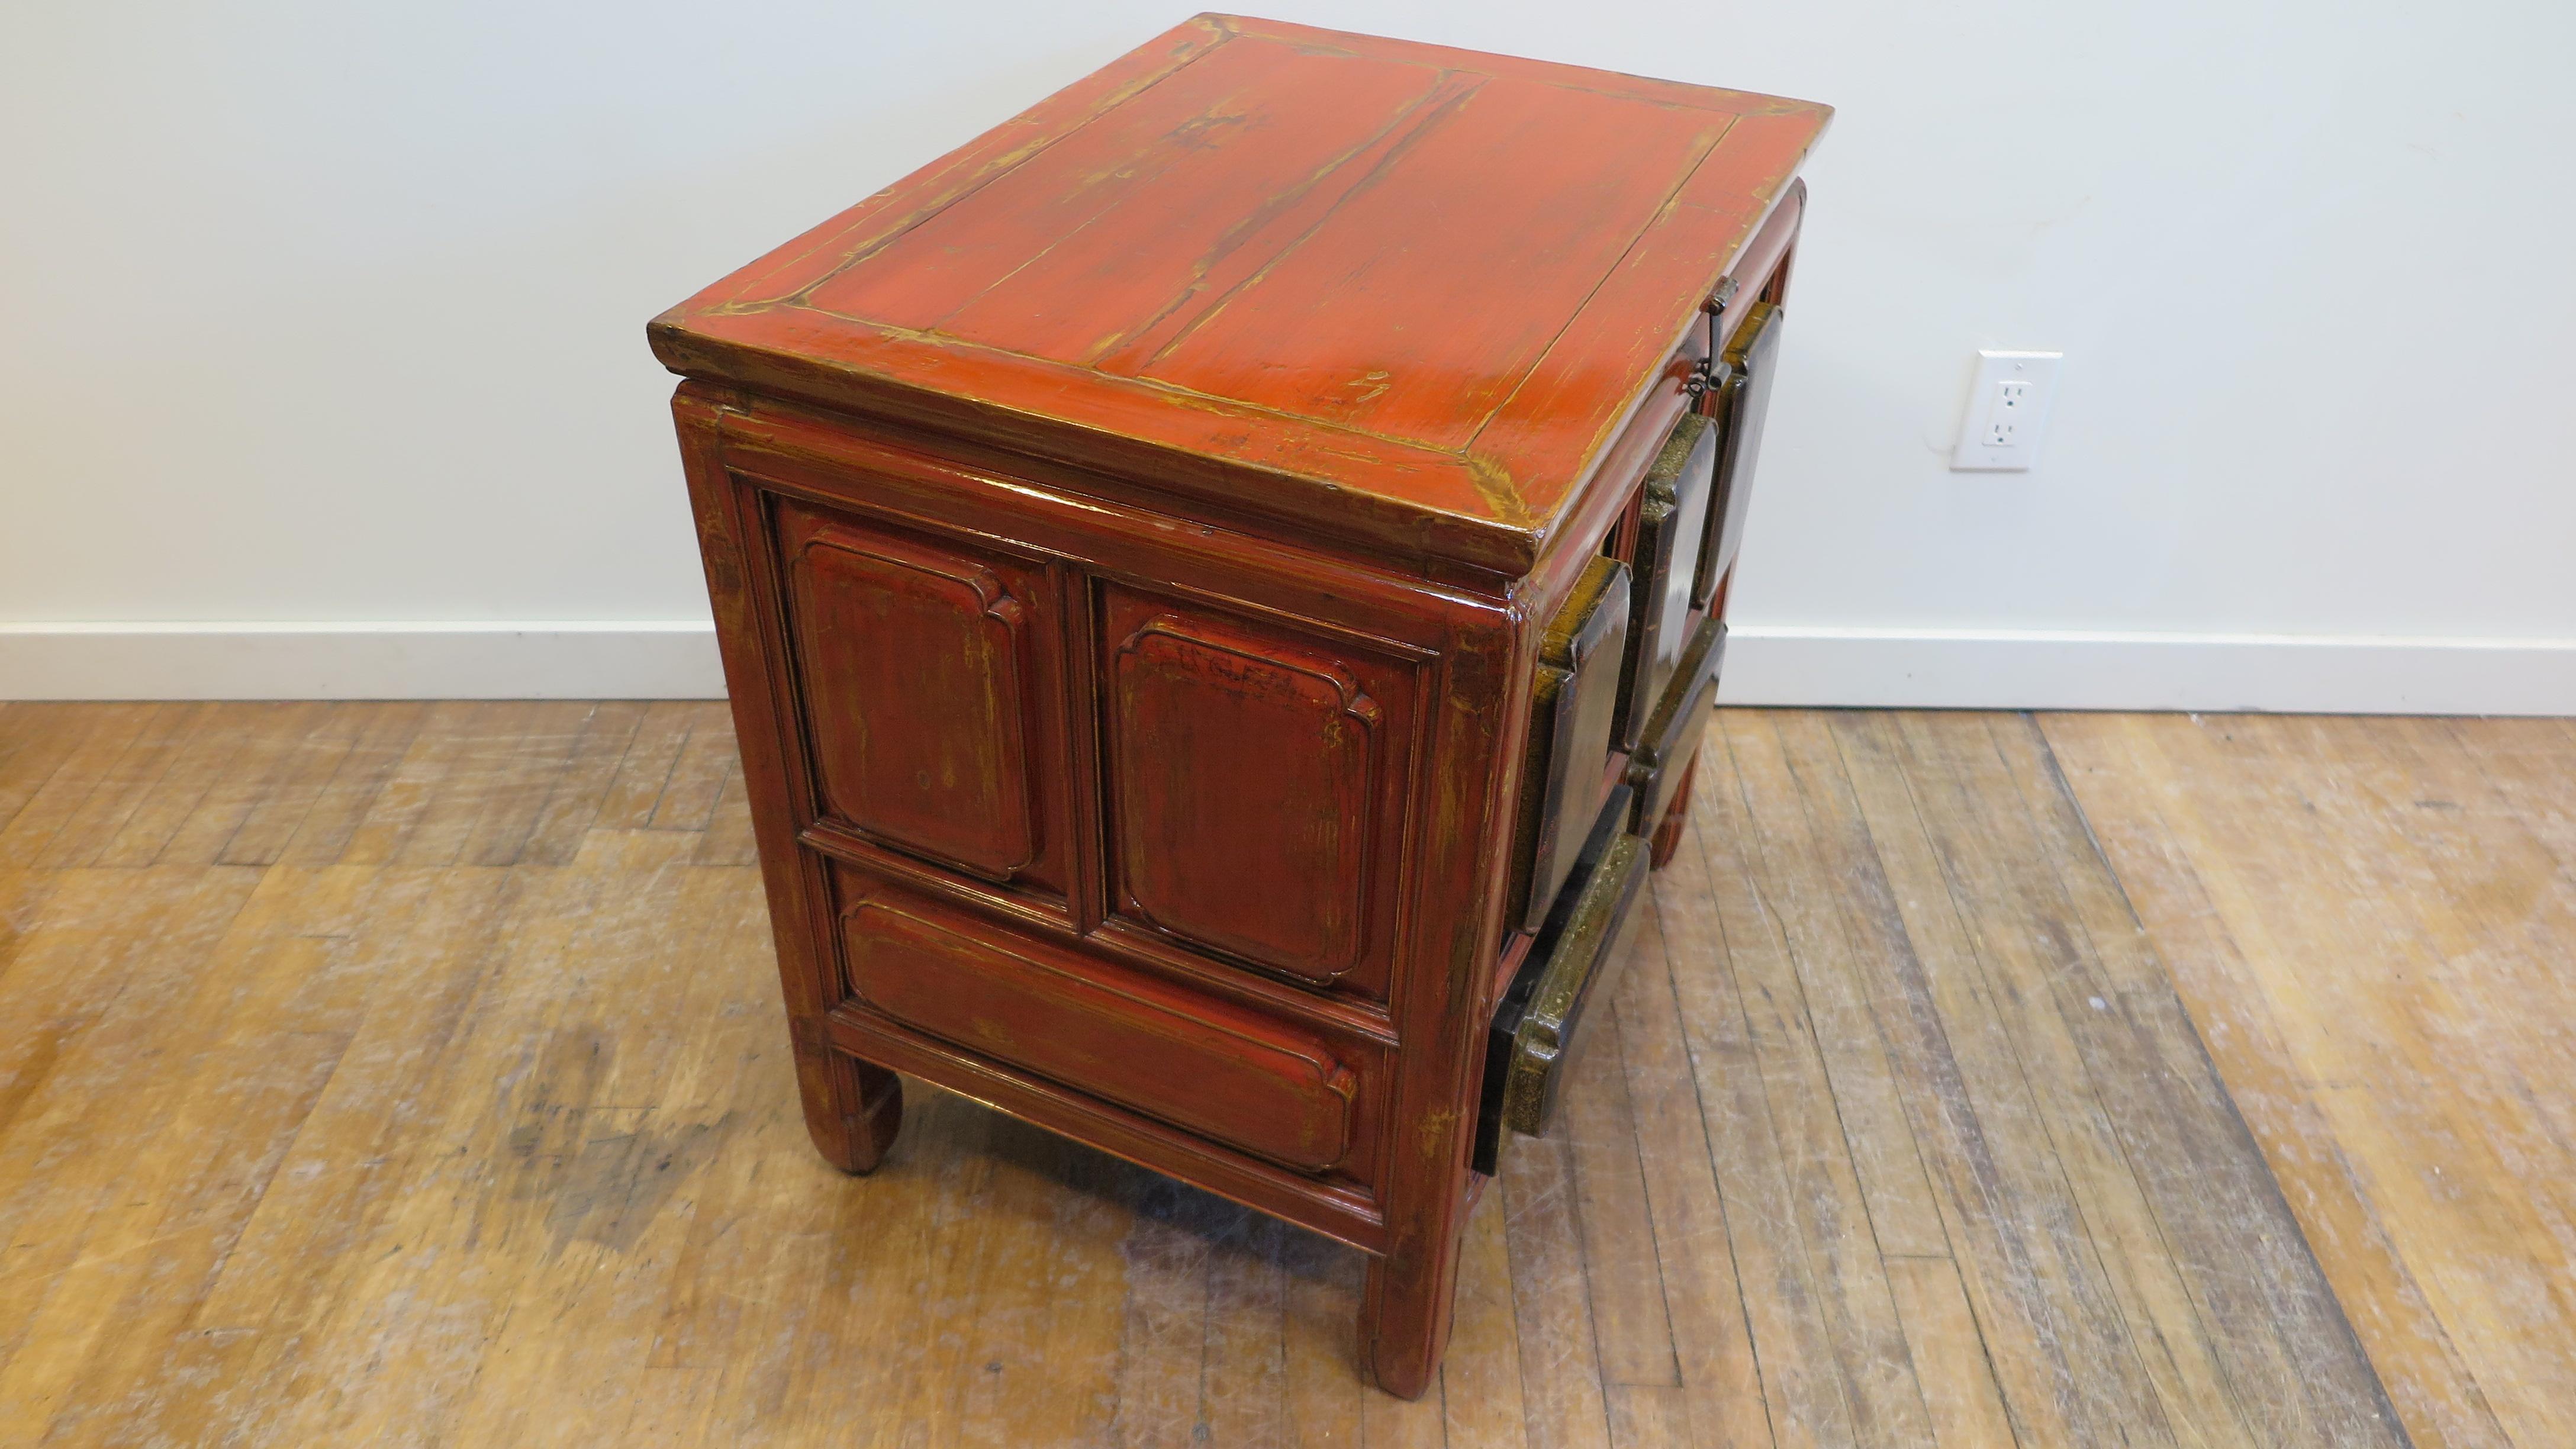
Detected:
left=1951, top=350, right=2063, bottom=471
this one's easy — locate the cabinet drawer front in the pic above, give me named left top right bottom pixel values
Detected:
left=1100, top=589, right=1416, bottom=997
left=843, top=894, right=1361, bottom=1174
left=1508, top=554, right=1632, bottom=933
left=1627, top=617, right=1725, bottom=833
left=1474, top=787, right=1651, bottom=1171
left=1618, top=413, right=1718, bottom=749
left=779, top=504, right=1049, bottom=886
left=1696, top=300, right=1785, bottom=606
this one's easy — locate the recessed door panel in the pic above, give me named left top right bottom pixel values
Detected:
left=1100, top=589, right=1414, bottom=996
left=779, top=503, right=1052, bottom=887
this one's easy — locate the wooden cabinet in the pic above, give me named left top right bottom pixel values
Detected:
left=651, top=14, right=1826, bottom=1399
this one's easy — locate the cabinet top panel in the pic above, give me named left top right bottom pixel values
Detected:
left=651, top=14, right=1828, bottom=576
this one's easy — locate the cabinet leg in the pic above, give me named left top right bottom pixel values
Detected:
left=1359, top=1225, right=1465, bottom=1400
left=794, top=1039, right=903, bottom=1175
left=1647, top=752, right=1699, bottom=871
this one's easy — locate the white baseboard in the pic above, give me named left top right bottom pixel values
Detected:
left=4, top=620, right=2571, bottom=714
left=0, top=622, right=725, bottom=701
left=1717, top=624, right=2576, bottom=716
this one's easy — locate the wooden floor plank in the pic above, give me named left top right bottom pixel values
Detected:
left=774, top=1090, right=988, bottom=1447
left=1651, top=756, right=1855, bottom=1449
left=616, top=932, right=874, bottom=1447
left=89, top=701, right=266, bottom=867
left=16, top=868, right=443, bottom=1448
left=2267, top=714, right=2576, bottom=1444
left=0, top=868, right=63, bottom=1006
left=213, top=703, right=365, bottom=867
left=0, top=705, right=24, bottom=777
left=1280, top=1221, right=1368, bottom=1446
left=0, top=704, right=95, bottom=838
left=327, top=700, right=484, bottom=867
left=262, top=832, right=707, bottom=1445
left=952, top=1124, right=1145, bottom=1449
left=0, top=703, right=163, bottom=866
left=1693, top=718, right=1938, bottom=1449
left=29, top=703, right=214, bottom=869
left=162, top=700, right=339, bottom=868
left=460, top=698, right=600, bottom=866
left=433, top=860, right=783, bottom=1448
left=1362, top=1364, right=1450, bottom=1449
left=1888, top=712, right=2262, bottom=1447
left=1994, top=715, right=2403, bottom=1445
left=387, top=700, right=549, bottom=868
left=1882, top=1254, right=2017, bottom=1449
left=1564, top=1005, right=1679, bottom=1389
left=594, top=701, right=701, bottom=832
left=2041, top=710, right=2539, bottom=1449
left=649, top=704, right=737, bottom=834
left=278, top=701, right=432, bottom=868
left=1727, top=714, right=1950, bottom=1264
left=520, top=700, right=652, bottom=867
left=691, top=758, right=759, bottom=867
left=2455, top=716, right=2576, bottom=878
left=1105, top=1172, right=1223, bottom=1449
left=1444, top=1185, right=1534, bottom=1449
left=1605, top=1383, right=1693, bottom=1449
left=0, top=864, right=290, bottom=1414
left=1502, top=1120, right=1612, bottom=1449
left=134, top=868, right=514, bottom=1448
left=1809, top=711, right=2175, bottom=1448
left=0, top=704, right=2474, bottom=1447
left=1614, top=899, right=1771, bottom=1449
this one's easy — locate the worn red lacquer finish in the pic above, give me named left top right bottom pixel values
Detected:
left=654, top=12, right=1825, bottom=1397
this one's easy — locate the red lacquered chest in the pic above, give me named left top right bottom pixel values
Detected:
left=650, top=14, right=1827, bottom=1396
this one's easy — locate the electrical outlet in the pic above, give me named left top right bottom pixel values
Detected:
left=1951, top=350, right=2062, bottom=471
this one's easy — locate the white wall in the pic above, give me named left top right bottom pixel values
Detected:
left=5, top=1, right=2571, bottom=709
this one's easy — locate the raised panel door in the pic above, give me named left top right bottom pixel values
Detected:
left=777, top=500, right=1061, bottom=891
left=1097, top=587, right=1416, bottom=999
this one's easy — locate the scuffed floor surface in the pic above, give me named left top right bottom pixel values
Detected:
left=0, top=701, right=2556, bottom=1446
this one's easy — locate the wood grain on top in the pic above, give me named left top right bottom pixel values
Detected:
left=648, top=14, right=1830, bottom=576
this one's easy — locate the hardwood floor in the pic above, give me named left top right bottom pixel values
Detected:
left=2042, top=713, right=2576, bottom=1449
left=0, top=700, right=2560, bottom=1447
